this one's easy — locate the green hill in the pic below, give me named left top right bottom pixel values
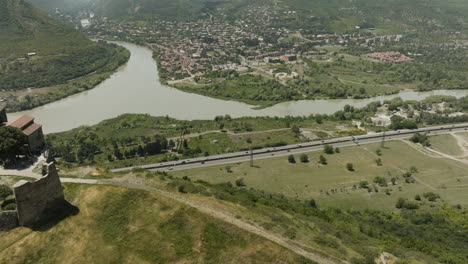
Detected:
left=0, top=0, right=128, bottom=91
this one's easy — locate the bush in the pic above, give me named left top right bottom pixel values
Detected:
left=346, top=163, right=354, bottom=171
left=375, top=148, right=382, bottom=156
left=423, top=192, right=440, bottom=202
left=410, top=133, right=430, bottom=146
left=3, top=203, right=16, bottom=211
left=300, top=154, right=309, bottom=163
left=0, top=185, right=13, bottom=200
left=235, top=178, right=246, bottom=187
left=288, top=155, right=296, bottom=163
left=373, top=176, right=387, bottom=187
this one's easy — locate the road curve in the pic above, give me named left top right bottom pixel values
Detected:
left=111, top=123, right=468, bottom=173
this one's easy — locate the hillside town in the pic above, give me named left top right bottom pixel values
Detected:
left=84, top=6, right=410, bottom=82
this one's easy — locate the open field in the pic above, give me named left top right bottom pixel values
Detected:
left=172, top=138, right=468, bottom=211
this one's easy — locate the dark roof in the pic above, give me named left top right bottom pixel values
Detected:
left=7, top=115, right=34, bottom=130
left=23, top=123, right=42, bottom=136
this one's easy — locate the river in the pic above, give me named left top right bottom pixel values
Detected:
left=9, top=42, right=468, bottom=134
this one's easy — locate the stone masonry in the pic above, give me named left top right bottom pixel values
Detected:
left=13, top=162, right=65, bottom=227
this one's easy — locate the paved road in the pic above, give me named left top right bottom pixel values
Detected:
left=111, top=123, right=468, bottom=173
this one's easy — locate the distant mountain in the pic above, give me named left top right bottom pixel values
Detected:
left=0, top=0, right=126, bottom=90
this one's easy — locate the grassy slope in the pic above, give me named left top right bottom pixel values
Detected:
left=172, top=138, right=468, bottom=211
left=0, top=184, right=305, bottom=264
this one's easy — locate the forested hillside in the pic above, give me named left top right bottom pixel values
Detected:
left=0, top=0, right=128, bottom=91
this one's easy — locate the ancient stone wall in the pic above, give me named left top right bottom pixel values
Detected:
left=13, top=163, right=65, bottom=227
left=0, top=211, right=19, bottom=230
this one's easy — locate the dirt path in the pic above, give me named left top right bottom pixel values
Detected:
left=450, top=133, right=468, bottom=157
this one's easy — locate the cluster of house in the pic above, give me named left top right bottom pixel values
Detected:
left=366, top=52, right=414, bottom=64
left=86, top=2, right=408, bottom=81
left=0, top=103, right=45, bottom=154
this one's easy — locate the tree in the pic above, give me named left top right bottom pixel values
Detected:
left=235, top=178, right=246, bottom=187
left=335, top=147, right=340, bottom=153
left=288, top=155, right=296, bottom=163
left=346, top=163, right=354, bottom=171
left=319, top=155, right=327, bottom=165
left=300, top=153, right=309, bottom=163
left=0, top=126, right=28, bottom=164
left=375, top=148, right=382, bottom=156
left=323, top=145, right=334, bottom=154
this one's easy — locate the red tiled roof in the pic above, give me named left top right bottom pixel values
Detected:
left=7, top=115, right=34, bottom=130
left=23, top=123, right=42, bottom=136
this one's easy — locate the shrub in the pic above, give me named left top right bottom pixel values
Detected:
left=0, top=185, right=13, bottom=200
left=300, top=154, right=309, bottom=163
left=3, top=203, right=16, bottom=211
left=375, top=158, right=382, bottom=166
left=359, top=181, right=369, bottom=189
left=346, top=163, right=354, bottom=171
left=423, top=192, right=440, bottom=202
left=319, top=155, right=327, bottom=165
left=235, top=178, right=246, bottom=187
left=410, top=133, right=430, bottom=146
left=396, top=198, right=419, bottom=209
left=178, top=185, right=187, bottom=193
left=288, top=155, right=296, bottom=163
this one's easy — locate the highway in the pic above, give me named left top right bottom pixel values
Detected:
left=110, top=123, right=468, bottom=173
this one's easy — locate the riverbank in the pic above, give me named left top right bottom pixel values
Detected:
left=8, top=42, right=468, bottom=134
left=2, top=45, right=130, bottom=112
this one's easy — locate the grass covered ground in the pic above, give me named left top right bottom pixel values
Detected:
left=0, top=184, right=306, bottom=264
left=172, top=138, right=468, bottom=211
